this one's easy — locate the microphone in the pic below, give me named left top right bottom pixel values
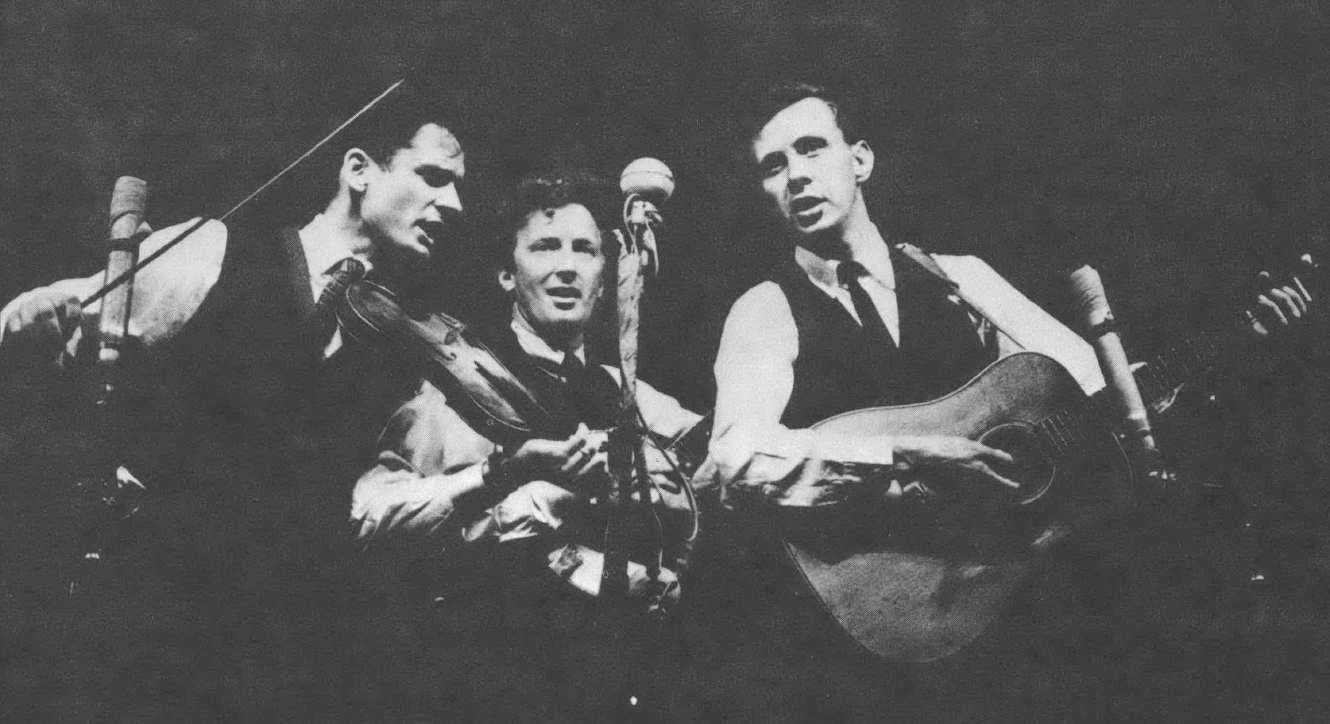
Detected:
left=97, top=177, right=149, bottom=375
left=70, top=177, right=151, bottom=599
left=619, top=158, right=673, bottom=275
left=1068, top=265, right=1156, bottom=455
left=108, top=176, right=149, bottom=244
left=619, top=157, right=675, bottom=209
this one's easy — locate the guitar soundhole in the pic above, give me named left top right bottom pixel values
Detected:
left=979, top=423, right=1056, bottom=506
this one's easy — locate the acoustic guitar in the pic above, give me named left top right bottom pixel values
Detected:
left=782, top=260, right=1318, bottom=663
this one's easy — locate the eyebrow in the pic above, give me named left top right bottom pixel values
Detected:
left=419, top=162, right=463, bottom=180
left=756, top=150, right=784, bottom=168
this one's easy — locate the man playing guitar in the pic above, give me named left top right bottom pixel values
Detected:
left=688, top=82, right=1313, bottom=722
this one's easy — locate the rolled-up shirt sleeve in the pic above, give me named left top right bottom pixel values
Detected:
left=693, top=420, right=897, bottom=509
left=694, top=281, right=898, bottom=509
left=351, top=383, right=496, bottom=549
left=352, top=381, right=598, bottom=553
left=630, top=375, right=703, bottom=441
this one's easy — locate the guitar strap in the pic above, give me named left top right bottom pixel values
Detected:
left=894, top=242, right=1017, bottom=346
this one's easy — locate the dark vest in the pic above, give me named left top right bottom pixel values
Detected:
left=771, top=245, right=997, bottom=428
left=102, top=217, right=415, bottom=623
left=0, top=218, right=427, bottom=723
left=476, top=325, right=621, bottom=434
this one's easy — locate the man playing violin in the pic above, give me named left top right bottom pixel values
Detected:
left=688, top=82, right=1315, bottom=721
left=351, top=170, right=701, bottom=723
left=0, top=88, right=465, bottom=723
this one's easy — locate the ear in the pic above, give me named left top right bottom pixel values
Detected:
left=341, top=148, right=374, bottom=194
left=497, top=268, right=516, bottom=294
left=850, top=140, right=875, bottom=184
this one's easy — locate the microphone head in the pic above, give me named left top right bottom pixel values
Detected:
left=1067, top=264, right=1113, bottom=328
left=620, top=158, right=674, bottom=202
left=110, top=176, right=148, bottom=219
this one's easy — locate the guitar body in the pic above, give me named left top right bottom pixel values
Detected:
left=786, top=352, right=1133, bottom=662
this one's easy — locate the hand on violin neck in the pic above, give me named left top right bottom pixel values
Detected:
left=497, top=423, right=609, bottom=494
left=0, top=288, right=82, bottom=369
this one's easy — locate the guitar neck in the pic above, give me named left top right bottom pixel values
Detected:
left=1044, top=312, right=1253, bottom=458
left=1129, top=311, right=1254, bottom=410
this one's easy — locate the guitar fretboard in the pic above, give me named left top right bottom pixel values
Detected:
left=1032, top=311, right=1253, bottom=460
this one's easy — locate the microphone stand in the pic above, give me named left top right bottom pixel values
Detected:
left=590, top=188, right=664, bottom=722
left=71, top=177, right=151, bottom=601
left=1069, top=265, right=1180, bottom=505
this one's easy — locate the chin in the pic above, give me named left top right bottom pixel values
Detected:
left=532, top=317, right=580, bottom=343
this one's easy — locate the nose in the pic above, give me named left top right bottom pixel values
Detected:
left=785, top=157, right=810, bottom=194
left=553, top=249, right=580, bottom=279
left=435, top=184, right=463, bottom=214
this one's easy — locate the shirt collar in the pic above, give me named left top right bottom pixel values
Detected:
left=794, top=236, right=896, bottom=293
left=298, top=213, right=374, bottom=280
left=510, top=310, right=586, bottom=367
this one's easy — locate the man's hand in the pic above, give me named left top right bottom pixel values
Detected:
left=1, top=288, right=82, bottom=366
left=893, top=434, right=1021, bottom=494
left=1247, top=269, right=1313, bottom=338
left=499, top=424, right=609, bottom=493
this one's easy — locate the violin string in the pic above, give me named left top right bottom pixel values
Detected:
left=82, top=78, right=407, bottom=307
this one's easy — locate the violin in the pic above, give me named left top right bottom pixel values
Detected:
left=334, top=277, right=580, bottom=448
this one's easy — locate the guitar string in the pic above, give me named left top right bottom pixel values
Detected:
left=1032, top=308, right=1247, bottom=459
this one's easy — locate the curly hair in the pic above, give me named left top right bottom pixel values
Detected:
left=490, top=171, right=616, bottom=271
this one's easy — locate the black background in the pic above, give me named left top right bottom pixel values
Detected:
left=3, top=0, right=1329, bottom=720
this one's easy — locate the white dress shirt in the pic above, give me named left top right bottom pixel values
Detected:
left=794, top=243, right=901, bottom=344
left=299, top=213, right=373, bottom=359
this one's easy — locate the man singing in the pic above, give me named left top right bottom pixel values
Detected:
left=690, top=82, right=1313, bottom=722
left=352, top=170, right=701, bottom=723
left=0, top=86, right=467, bottom=723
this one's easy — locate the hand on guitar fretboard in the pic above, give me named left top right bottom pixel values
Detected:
left=1245, top=255, right=1316, bottom=339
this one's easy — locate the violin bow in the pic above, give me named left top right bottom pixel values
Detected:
left=80, top=78, right=407, bottom=307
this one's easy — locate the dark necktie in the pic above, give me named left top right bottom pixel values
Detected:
left=316, top=257, right=366, bottom=344
left=557, top=352, right=618, bottom=429
left=837, top=260, right=894, bottom=347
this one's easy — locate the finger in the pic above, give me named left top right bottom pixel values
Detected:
left=1257, top=296, right=1289, bottom=327
left=974, top=463, right=1022, bottom=491
left=586, top=430, right=609, bottom=451
left=558, top=442, right=595, bottom=475
left=1282, top=285, right=1308, bottom=316
left=575, top=451, right=609, bottom=480
left=1292, top=276, right=1312, bottom=303
left=556, top=432, right=591, bottom=456
left=1245, top=308, right=1269, bottom=337
left=1268, top=287, right=1303, bottom=319
left=976, top=444, right=1015, bottom=466
left=566, top=453, right=609, bottom=495
left=20, top=301, right=59, bottom=338
left=56, top=296, right=83, bottom=332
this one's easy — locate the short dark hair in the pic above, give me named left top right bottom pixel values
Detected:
left=339, top=82, right=462, bottom=167
left=746, top=81, right=865, bottom=148
left=490, top=171, right=615, bottom=271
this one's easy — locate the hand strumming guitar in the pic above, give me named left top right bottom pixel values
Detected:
left=892, top=434, right=1021, bottom=494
